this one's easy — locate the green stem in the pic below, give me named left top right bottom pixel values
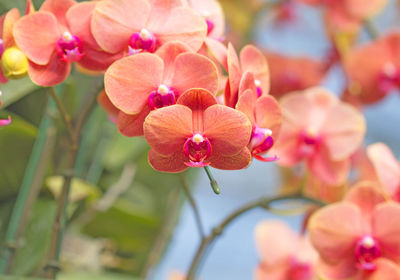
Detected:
left=186, top=193, right=326, bottom=279
left=45, top=85, right=100, bottom=279
left=0, top=96, right=56, bottom=273
left=203, top=167, right=220, bottom=195
left=48, top=87, right=75, bottom=144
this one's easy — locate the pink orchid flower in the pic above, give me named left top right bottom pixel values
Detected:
left=104, top=41, right=219, bottom=137
left=343, top=33, right=400, bottom=105
left=309, top=182, right=400, bottom=279
left=143, top=88, right=252, bottom=172
left=255, top=220, right=318, bottom=280
left=91, top=0, right=207, bottom=56
left=235, top=78, right=282, bottom=162
left=224, top=43, right=270, bottom=107
left=13, top=0, right=121, bottom=86
left=264, top=51, right=327, bottom=99
left=273, top=87, right=366, bottom=185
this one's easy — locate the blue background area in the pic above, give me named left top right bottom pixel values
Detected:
left=154, top=1, right=400, bottom=279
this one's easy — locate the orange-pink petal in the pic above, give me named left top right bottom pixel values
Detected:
left=208, top=148, right=251, bottom=170
left=372, top=203, right=400, bottom=262
left=156, top=41, right=191, bottom=82
left=66, top=2, right=98, bottom=48
left=345, top=183, right=387, bottom=221
left=323, top=102, right=366, bottom=161
left=240, top=45, right=270, bottom=96
left=40, top=0, right=76, bottom=30
left=308, top=146, right=350, bottom=185
left=171, top=53, right=219, bottom=95
left=255, top=96, right=282, bottom=139
left=2, top=8, right=20, bottom=48
left=28, top=52, right=71, bottom=86
left=104, top=53, right=163, bottom=114
left=367, top=143, right=400, bottom=198
left=203, top=104, right=252, bottom=156
left=204, top=38, right=227, bottom=70
left=177, top=88, right=218, bottom=112
left=225, top=43, right=241, bottom=107
left=91, top=0, right=151, bottom=53
left=117, top=106, right=151, bottom=137
left=149, top=6, right=207, bottom=52
left=148, top=149, right=188, bottom=173
left=13, top=12, right=60, bottom=65
left=97, top=89, right=119, bottom=119
left=308, top=202, right=362, bottom=264
left=236, top=89, right=257, bottom=124
left=144, top=104, right=193, bottom=155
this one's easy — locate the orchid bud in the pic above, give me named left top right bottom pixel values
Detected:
left=1, top=47, right=28, bottom=80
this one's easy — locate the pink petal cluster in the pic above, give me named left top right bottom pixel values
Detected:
left=225, top=44, right=270, bottom=107
left=274, top=87, right=366, bottom=184
left=308, top=183, right=400, bottom=279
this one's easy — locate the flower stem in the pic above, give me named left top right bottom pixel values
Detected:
left=203, top=167, right=220, bottom=195
left=44, top=84, right=101, bottom=279
left=186, top=193, right=326, bottom=279
left=48, top=86, right=75, bottom=144
left=0, top=96, right=56, bottom=274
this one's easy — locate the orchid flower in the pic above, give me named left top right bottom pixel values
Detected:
left=104, top=41, right=219, bottom=137
left=273, top=87, right=366, bottom=184
left=143, top=88, right=252, bottom=172
left=91, top=0, right=207, bottom=56
left=309, top=183, right=400, bottom=279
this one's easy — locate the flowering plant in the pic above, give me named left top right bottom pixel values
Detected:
left=0, top=0, right=399, bottom=279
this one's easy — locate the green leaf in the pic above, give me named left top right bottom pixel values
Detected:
left=0, top=78, right=38, bottom=108
left=0, top=0, right=44, bottom=14
left=5, top=87, right=48, bottom=127
left=0, top=113, right=37, bottom=198
left=11, top=200, right=57, bottom=275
